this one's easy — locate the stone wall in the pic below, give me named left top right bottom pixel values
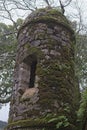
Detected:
left=6, top=8, right=80, bottom=130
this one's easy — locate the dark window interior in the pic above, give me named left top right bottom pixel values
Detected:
left=29, top=60, right=37, bottom=88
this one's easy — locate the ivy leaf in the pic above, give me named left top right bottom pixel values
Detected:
left=64, top=122, right=70, bottom=127
left=48, top=117, right=58, bottom=123
left=56, top=122, right=63, bottom=128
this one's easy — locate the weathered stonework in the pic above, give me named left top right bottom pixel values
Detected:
left=6, top=8, right=80, bottom=130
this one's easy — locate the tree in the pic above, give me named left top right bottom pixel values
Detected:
left=0, top=0, right=73, bottom=25
left=75, top=34, right=87, bottom=89
left=0, top=19, right=23, bottom=103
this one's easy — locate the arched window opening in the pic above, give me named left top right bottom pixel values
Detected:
left=29, top=60, right=37, bottom=88
left=23, top=54, right=37, bottom=88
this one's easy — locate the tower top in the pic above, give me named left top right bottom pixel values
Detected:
left=17, top=7, right=74, bottom=38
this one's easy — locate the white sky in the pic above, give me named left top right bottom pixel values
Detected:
left=0, top=104, right=9, bottom=122
left=0, top=0, right=87, bottom=122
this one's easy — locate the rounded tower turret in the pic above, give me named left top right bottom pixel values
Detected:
left=7, top=8, right=80, bottom=130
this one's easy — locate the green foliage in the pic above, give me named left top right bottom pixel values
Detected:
left=40, top=113, right=70, bottom=129
left=25, top=45, right=44, bottom=59
left=77, top=89, right=87, bottom=126
left=7, top=113, right=70, bottom=130
left=0, top=19, right=23, bottom=104
left=75, top=35, right=87, bottom=89
left=48, top=115, right=70, bottom=129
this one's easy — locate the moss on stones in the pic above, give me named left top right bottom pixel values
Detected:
left=7, top=6, right=80, bottom=130
left=24, top=44, right=45, bottom=60
left=17, top=8, right=74, bottom=39
left=5, top=115, right=77, bottom=130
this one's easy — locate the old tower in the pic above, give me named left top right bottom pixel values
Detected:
left=7, top=8, right=80, bottom=130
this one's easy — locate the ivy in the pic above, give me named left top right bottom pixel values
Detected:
left=48, top=115, right=70, bottom=129
left=77, top=88, right=87, bottom=129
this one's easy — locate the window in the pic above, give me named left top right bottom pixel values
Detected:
left=23, top=54, right=37, bottom=88
left=29, top=60, right=37, bottom=88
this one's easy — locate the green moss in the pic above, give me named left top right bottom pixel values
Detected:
left=36, top=7, right=62, bottom=15
left=77, top=89, right=87, bottom=130
left=46, top=8, right=62, bottom=15
left=5, top=118, right=53, bottom=130
left=17, top=8, right=74, bottom=38
left=24, top=16, right=73, bottom=32
left=13, top=7, right=78, bottom=130
left=37, top=61, right=72, bottom=79
left=6, top=114, right=76, bottom=130
left=24, top=44, right=45, bottom=60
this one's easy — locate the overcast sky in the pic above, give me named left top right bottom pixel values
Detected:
left=0, top=104, right=9, bottom=122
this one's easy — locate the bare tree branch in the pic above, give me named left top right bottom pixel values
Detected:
left=44, top=0, right=50, bottom=6
left=59, top=0, right=72, bottom=14
left=2, top=0, right=18, bottom=31
left=64, top=0, right=72, bottom=7
left=59, top=0, right=65, bottom=14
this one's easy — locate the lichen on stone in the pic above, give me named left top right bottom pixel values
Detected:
left=6, top=7, right=80, bottom=130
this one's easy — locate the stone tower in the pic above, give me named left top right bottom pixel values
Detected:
left=7, top=8, right=80, bottom=130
